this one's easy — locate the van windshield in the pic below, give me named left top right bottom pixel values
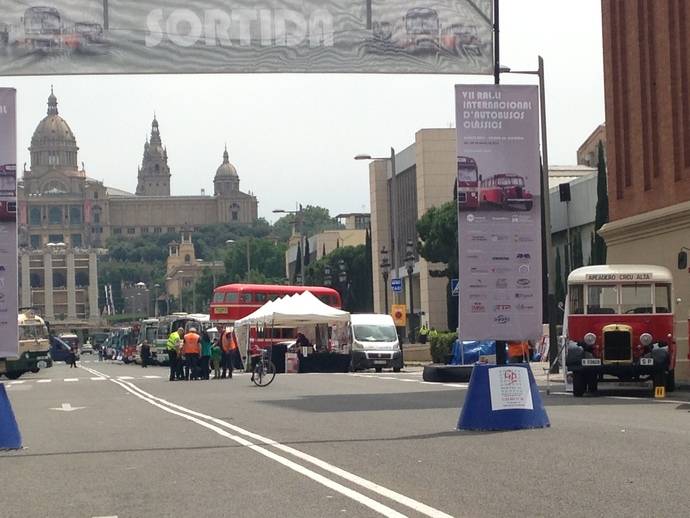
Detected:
left=353, top=325, right=397, bottom=343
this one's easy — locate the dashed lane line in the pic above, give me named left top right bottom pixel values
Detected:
left=82, top=365, right=454, bottom=518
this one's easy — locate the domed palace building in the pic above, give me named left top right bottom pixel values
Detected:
left=17, top=89, right=258, bottom=323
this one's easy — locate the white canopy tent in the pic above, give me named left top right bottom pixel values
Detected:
left=236, top=291, right=350, bottom=327
left=234, top=291, right=351, bottom=370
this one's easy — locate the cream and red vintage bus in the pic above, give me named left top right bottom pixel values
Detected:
left=564, top=265, right=677, bottom=397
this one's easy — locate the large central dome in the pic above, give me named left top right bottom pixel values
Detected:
left=29, top=88, right=80, bottom=175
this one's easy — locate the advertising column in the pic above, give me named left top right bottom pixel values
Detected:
left=455, top=85, right=542, bottom=342
left=0, top=88, right=18, bottom=358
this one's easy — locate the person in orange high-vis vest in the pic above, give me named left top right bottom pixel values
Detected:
left=182, top=328, right=201, bottom=380
left=220, top=328, right=237, bottom=379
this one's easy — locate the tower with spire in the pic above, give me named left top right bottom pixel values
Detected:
left=136, top=116, right=171, bottom=196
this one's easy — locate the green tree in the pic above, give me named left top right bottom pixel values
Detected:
left=223, top=237, right=287, bottom=284
left=592, top=141, right=609, bottom=264
left=272, top=205, right=343, bottom=243
left=572, top=231, right=584, bottom=269
left=304, top=245, right=373, bottom=313
left=416, top=202, right=459, bottom=331
left=416, top=202, right=458, bottom=278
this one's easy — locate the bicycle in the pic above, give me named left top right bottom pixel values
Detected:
left=252, top=347, right=276, bottom=387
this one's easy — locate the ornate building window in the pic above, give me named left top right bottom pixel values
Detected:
left=53, top=271, right=66, bottom=288
left=29, top=207, right=42, bottom=225
left=113, top=228, right=122, bottom=235
left=127, top=227, right=135, bottom=235
left=69, top=206, right=82, bottom=224
left=71, top=234, right=82, bottom=247
left=48, top=206, right=63, bottom=225
left=184, top=254, right=191, bottom=264
left=30, top=235, right=41, bottom=249
left=48, top=234, right=64, bottom=243
left=154, top=227, right=162, bottom=233
left=30, top=273, right=43, bottom=288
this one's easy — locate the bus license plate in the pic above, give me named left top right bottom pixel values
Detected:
left=582, top=358, right=601, bottom=366
left=373, top=360, right=387, bottom=365
left=640, top=358, right=654, bottom=366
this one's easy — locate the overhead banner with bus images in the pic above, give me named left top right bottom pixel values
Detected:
left=0, top=88, right=18, bottom=358
left=455, top=84, right=542, bottom=342
left=0, top=1, right=493, bottom=76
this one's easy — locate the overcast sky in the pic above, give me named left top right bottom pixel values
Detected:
left=1, top=0, right=604, bottom=222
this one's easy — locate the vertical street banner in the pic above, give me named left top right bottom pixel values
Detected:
left=0, top=88, right=18, bottom=358
left=455, top=84, right=542, bottom=341
left=0, top=1, right=493, bottom=76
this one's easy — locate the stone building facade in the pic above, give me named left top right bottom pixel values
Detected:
left=17, top=89, right=259, bottom=251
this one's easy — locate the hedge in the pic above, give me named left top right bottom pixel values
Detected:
left=429, top=332, right=457, bottom=364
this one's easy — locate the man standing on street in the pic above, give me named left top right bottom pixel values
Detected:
left=183, top=327, right=201, bottom=380
left=141, top=340, right=151, bottom=368
left=167, top=327, right=184, bottom=381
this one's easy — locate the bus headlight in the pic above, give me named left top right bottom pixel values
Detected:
left=640, top=333, right=653, bottom=347
left=584, top=333, right=596, bottom=346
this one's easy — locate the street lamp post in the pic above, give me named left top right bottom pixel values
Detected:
left=338, top=259, right=348, bottom=310
left=273, top=205, right=305, bottom=285
left=355, top=148, right=399, bottom=299
left=500, top=55, right=558, bottom=371
left=323, top=265, right=332, bottom=287
left=379, top=246, right=390, bottom=314
left=153, top=283, right=160, bottom=318
left=404, top=241, right=415, bottom=343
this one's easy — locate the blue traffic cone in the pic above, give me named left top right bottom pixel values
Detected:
left=0, top=384, right=22, bottom=449
left=458, top=363, right=550, bottom=431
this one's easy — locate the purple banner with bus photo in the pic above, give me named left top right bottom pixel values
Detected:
left=0, top=88, right=18, bottom=358
left=455, top=84, right=542, bottom=342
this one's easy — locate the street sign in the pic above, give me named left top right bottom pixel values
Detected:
left=391, top=279, right=403, bottom=293
left=451, top=279, right=459, bottom=296
left=391, top=305, right=407, bottom=327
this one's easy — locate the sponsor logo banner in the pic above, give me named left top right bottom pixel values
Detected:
left=0, top=1, right=493, bottom=76
left=0, top=88, right=17, bottom=357
left=456, top=84, right=542, bottom=341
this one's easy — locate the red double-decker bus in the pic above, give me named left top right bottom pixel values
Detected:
left=210, top=284, right=342, bottom=324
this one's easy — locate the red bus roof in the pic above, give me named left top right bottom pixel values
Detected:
left=213, top=284, right=337, bottom=294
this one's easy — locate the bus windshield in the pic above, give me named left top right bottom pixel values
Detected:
left=19, top=324, right=49, bottom=340
left=496, top=176, right=524, bottom=187
left=571, top=282, right=672, bottom=315
left=406, top=12, right=439, bottom=34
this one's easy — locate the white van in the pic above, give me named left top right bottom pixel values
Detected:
left=350, top=314, right=402, bottom=372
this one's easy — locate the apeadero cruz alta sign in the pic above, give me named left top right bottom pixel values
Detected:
left=455, top=85, right=543, bottom=342
left=0, top=1, right=494, bottom=76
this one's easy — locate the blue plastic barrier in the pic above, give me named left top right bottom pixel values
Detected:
left=0, top=384, right=22, bottom=449
left=450, top=340, right=497, bottom=365
left=457, top=363, right=550, bottom=431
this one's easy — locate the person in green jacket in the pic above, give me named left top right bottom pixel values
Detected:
left=199, top=330, right=213, bottom=380
left=211, top=339, right=222, bottom=380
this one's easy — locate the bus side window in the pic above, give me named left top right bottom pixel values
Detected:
left=256, top=293, right=268, bottom=303
left=226, top=292, right=238, bottom=303
left=212, top=292, right=225, bottom=303
left=569, top=285, right=584, bottom=314
left=654, top=284, right=671, bottom=313
left=240, top=293, right=252, bottom=303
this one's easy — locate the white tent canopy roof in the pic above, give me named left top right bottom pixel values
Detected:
left=235, top=291, right=350, bottom=328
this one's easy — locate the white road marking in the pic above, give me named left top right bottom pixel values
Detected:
left=143, top=375, right=162, bottom=379
left=64, top=378, right=79, bottom=382
left=442, top=383, right=468, bottom=388
left=82, top=365, right=453, bottom=518
left=117, top=376, right=134, bottom=380
left=37, top=379, right=52, bottom=383
left=90, top=377, right=107, bottom=381
left=8, top=380, right=25, bottom=385
left=51, top=403, right=86, bottom=412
